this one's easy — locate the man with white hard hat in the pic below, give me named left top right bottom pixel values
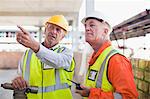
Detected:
left=76, top=11, right=138, bottom=99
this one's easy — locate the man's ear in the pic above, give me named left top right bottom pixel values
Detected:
left=104, top=28, right=109, bottom=35
left=60, top=31, right=66, bottom=40
left=62, top=34, right=65, bottom=39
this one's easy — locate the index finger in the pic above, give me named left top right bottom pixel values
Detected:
left=17, top=25, right=29, bottom=34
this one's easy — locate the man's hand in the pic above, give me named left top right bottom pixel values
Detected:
left=16, top=25, right=40, bottom=52
left=12, top=76, right=28, bottom=90
left=75, top=85, right=90, bottom=97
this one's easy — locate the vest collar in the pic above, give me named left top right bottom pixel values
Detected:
left=89, top=41, right=111, bottom=66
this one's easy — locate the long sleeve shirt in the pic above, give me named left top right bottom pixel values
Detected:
left=88, top=41, right=138, bottom=99
left=18, top=44, right=73, bottom=75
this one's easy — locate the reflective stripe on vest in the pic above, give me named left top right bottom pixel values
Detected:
left=24, top=49, right=69, bottom=93
left=96, top=49, right=117, bottom=88
left=24, top=49, right=32, bottom=81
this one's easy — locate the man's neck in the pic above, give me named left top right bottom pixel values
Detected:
left=43, top=42, right=53, bottom=48
left=92, top=40, right=109, bottom=53
left=43, top=41, right=59, bottom=49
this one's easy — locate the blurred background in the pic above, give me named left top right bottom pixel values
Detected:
left=0, top=0, right=150, bottom=99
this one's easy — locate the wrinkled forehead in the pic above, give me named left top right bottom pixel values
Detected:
left=85, top=17, right=104, bottom=23
left=84, top=18, right=105, bottom=26
left=46, top=23, right=66, bottom=34
left=46, top=23, right=61, bottom=29
left=85, top=17, right=111, bottom=29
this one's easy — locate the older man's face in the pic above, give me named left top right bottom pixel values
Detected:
left=44, top=23, right=65, bottom=47
left=84, top=19, right=106, bottom=46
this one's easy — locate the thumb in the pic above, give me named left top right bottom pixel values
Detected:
left=80, top=85, right=90, bottom=90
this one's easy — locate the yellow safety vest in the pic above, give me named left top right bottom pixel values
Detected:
left=85, top=46, right=119, bottom=92
left=22, top=46, right=75, bottom=99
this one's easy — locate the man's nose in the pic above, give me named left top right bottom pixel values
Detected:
left=50, top=28, right=57, bottom=34
left=85, top=26, right=90, bottom=31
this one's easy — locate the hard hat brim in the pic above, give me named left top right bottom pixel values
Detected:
left=81, top=11, right=112, bottom=27
left=46, top=21, right=68, bottom=32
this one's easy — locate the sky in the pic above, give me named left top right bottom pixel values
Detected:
left=95, top=0, right=150, bottom=26
left=78, top=0, right=150, bottom=29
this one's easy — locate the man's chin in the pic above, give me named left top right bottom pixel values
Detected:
left=86, top=38, right=92, bottom=43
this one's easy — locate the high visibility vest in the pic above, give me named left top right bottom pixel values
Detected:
left=22, top=46, right=75, bottom=99
left=85, top=46, right=119, bottom=92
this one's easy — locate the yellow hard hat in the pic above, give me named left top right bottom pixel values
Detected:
left=46, top=15, right=69, bottom=31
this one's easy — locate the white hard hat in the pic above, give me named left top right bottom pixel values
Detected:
left=81, top=11, right=112, bottom=28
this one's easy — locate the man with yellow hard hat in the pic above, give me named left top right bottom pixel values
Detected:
left=12, top=15, right=75, bottom=99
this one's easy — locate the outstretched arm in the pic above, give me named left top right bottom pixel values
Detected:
left=16, top=25, right=73, bottom=69
left=16, top=25, right=40, bottom=52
